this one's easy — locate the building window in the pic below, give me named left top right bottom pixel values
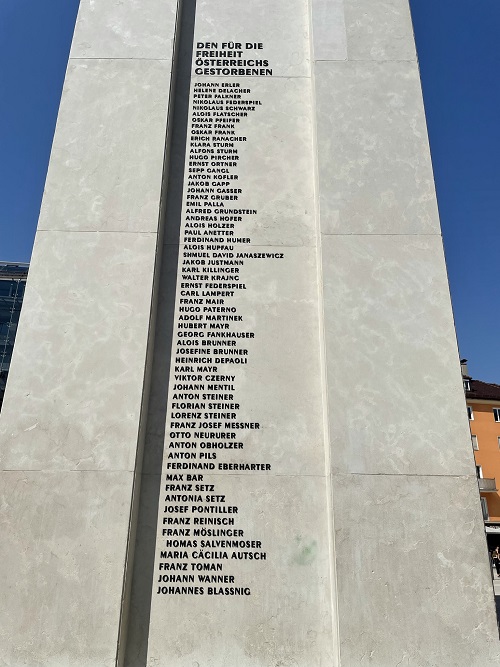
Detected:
left=467, top=406, right=474, bottom=420
left=494, top=408, right=500, bottom=422
left=476, top=465, right=483, bottom=479
left=463, top=380, right=471, bottom=391
left=472, top=435, right=479, bottom=450
left=481, top=497, right=489, bottom=521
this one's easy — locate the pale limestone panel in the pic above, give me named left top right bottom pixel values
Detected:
left=316, top=60, right=440, bottom=235
left=166, top=77, right=316, bottom=247
left=124, top=473, right=163, bottom=665
left=312, top=0, right=347, bottom=61
left=0, top=230, right=157, bottom=471
left=38, top=59, right=171, bottom=233
left=322, top=235, right=476, bottom=476
left=333, top=474, right=500, bottom=666
left=141, top=244, right=178, bottom=476
left=70, top=0, right=178, bottom=60
left=147, top=474, right=334, bottom=666
left=0, top=470, right=134, bottom=667
left=344, top=0, right=416, bottom=61
left=168, top=245, right=325, bottom=476
left=194, top=0, right=310, bottom=77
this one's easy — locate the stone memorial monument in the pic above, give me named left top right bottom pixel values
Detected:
left=1, top=0, right=499, bottom=665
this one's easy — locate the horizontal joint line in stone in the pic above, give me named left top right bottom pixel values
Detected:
left=0, top=469, right=137, bottom=474
left=315, top=58, right=417, bottom=64
left=37, top=228, right=158, bottom=235
left=334, top=472, right=478, bottom=480
left=320, top=232, right=443, bottom=238
left=69, top=57, right=172, bottom=62
left=313, top=59, right=348, bottom=63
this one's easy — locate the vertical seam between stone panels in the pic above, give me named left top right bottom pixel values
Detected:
left=308, top=0, right=341, bottom=663
left=114, top=2, right=184, bottom=664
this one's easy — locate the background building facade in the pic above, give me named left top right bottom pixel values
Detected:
left=0, top=262, right=28, bottom=409
left=463, top=360, right=500, bottom=553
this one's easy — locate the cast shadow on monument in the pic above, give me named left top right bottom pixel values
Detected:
left=122, top=1, right=197, bottom=664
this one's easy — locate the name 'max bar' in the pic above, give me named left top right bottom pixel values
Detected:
left=1, top=0, right=498, bottom=666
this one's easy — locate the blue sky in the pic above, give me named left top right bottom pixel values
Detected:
left=0, top=0, right=499, bottom=381
left=0, top=0, right=80, bottom=261
left=410, top=0, right=500, bottom=383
